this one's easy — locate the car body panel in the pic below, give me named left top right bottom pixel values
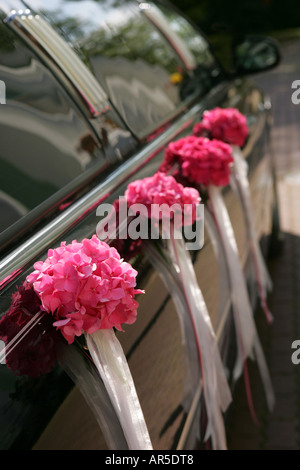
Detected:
left=0, top=0, right=277, bottom=450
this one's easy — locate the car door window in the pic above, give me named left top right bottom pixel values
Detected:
left=0, top=22, right=107, bottom=245
left=154, top=2, right=217, bottom=67
left=26, top=0, right=218, bottom=139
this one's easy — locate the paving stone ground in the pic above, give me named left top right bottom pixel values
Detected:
left=227, top=39, right=300, bottom=450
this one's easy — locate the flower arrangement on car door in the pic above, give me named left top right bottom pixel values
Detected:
left=0, top=235, right=152, bottom=450
left=193, top=107, right=273, bottom=324
left=160, top=133, right=275, bottom=420
left=121, top=172, right=232, bottom=450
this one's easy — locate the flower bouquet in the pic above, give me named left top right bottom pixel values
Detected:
left=194, top=107, right=273, bottom=324
left=0, top=235, right=152, bottom=450
left=161, top=135, right=275, bottom=420
left=122, top=172, right=232, bottom=450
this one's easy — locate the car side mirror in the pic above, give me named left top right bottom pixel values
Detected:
left=233, top=35, right=281, bottom=75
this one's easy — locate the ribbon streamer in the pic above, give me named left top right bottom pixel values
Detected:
left=0, top=310, right=151, bottom=449
left=208, top=184, right=275, bottom=413
left=147, top=230, right=232, bottom=450
left=58, top=342, right=128, bottom=450
left=203, top=207, right=231, bottom=324
left=145, top=241, right=200, bottom=409
left=230, top=145, right=273, bottom=323
left=0, top=310, right=46, bottom=364
left=86, top=328, right=153, bottom=450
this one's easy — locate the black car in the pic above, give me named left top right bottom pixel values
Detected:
left=0, top=0, right=281, bottom=450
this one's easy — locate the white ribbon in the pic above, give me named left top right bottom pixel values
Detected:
left=230, top=145, right=273, bottom=323
left=57, top=342, right=128, bottom=450
left=208, top=184, right=275, bottom=413
left=145, top=242, right=200, bottom=409
left=147, top=230, right=232, bottom=450
left=0, top=309, right=151, bottom=449
left=203, top=207, right=231, bottom=324
left=86, top=329, right=153, bottom=450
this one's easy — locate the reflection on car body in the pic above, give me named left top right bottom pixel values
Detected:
left=0, top=0, right=281, bottom=450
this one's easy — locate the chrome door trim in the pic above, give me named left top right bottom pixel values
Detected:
left=5, top=9, right=110, bottom=119
left=0, top=99, right=207, bottom=287
left=138, top=1, right=197, bottom=71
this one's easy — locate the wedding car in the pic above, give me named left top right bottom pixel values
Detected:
left=0, top=0, right=281, bottom=450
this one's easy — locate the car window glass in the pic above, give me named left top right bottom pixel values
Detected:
left=86, top=3, right=188, bottom=138
left=154, top=2, right=220, bottom=72
left=25, top=0, right=214, bottom=138
left=0, top=23, right=107, bottom=240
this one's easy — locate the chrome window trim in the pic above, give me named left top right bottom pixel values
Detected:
left=138, top=1, right=197, bottom=71
left=0, top=98, right=211, bottom=286
left=0, top=78, right=232, bottom=286
left=5, top=9, right=110, bottom=119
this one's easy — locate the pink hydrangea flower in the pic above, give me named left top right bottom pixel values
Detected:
left=125, top=172, right=201, bottom=226
left=26, top=235, right=143, bottom=344
left=193, top=107, right=249, bottom=147
left=164, top=136, right=234, bottom=187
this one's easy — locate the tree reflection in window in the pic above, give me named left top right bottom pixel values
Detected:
left=35, top=0, right=204, bottom=137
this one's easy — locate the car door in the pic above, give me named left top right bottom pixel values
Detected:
left=0, top=0, right=274, bottom=450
